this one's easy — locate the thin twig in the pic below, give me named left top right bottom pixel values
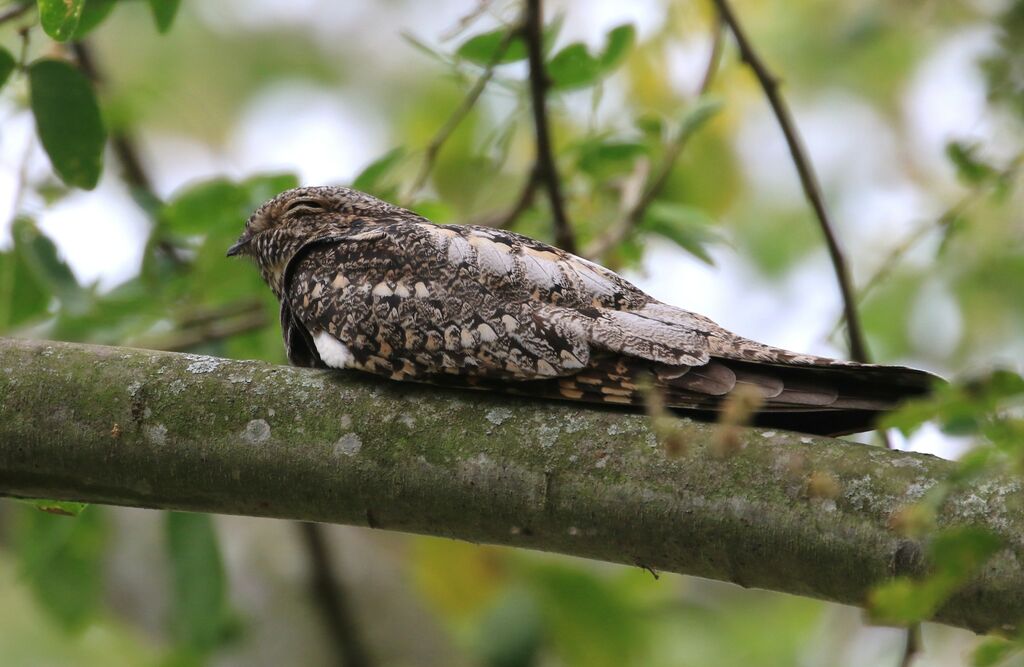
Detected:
left=134, top=310, right=268, bottom=353
left=297, top=522, right=374, bottom=667
left=0, top=1, right=32, bottom=27
left=710, top=0, right=868, bottom=363
left=177, top=299, right=266, bottom=328
left=524, top=0, right=576, bottom=253
left=468, top=162, right=539, bottom=228
left=827, top=158, right=1022, bottom=340
left=584, top=16, right=724, bottom=259
left=899, top=623, right=921, bottom=667
left=404, top=25, right=521, bottom=202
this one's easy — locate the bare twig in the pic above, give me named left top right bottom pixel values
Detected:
left=524, top=0, right=576, bottom=253
left=177, top=299, right=266, bottom=328
left=468, top=162, right=539, bottom=228
left=0, top=2, right=32, bottom=27
left=297, top=522, right=374, bottom=667
left=710, top=0, right=868, bottom=363
left=584, top=16, right=724, bottom=259
left=898, top=622, right=921, bottom=667
left=405, top=25, right=521, bottom=202
left=133, top=309, right=268, bottom=353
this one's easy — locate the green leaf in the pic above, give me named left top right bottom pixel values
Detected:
left=457, top=27, right=527, bottom=65
left=677, top=96, right=724, bottom=138
left=37, top=0, right=85, bottom=41
left=148, top=0, right=181, bottom=33
left=29, top=58, right=107, bottom=190
left=474, top=589, right=543, bottom=667
left=16, top=504, right=108, bottom=631
left=634, top=113, right=665, bottom=141
left=930, top=526, right=1002, bottom=579
left=576, top=140, right=647, bottom=179
left=71, top=0, right=118, bottom=39
left=881, top=370, right=1023, bottom=437
left=869, top=527, right=1002, bottom=624
left=352, top=146, right=406, bottom=194
left=0, top=249, right=46, bottom=331
left=642, top=202, right=723, bottom=265
left=160, top=173, right=298, bottom=237
left=946, top=141, right=997, bottom=186
left=11, top=217, right=86, bottom=312
left=526, top=562, right=649, bottom=667
left=166, top=512, right=236, bottom=653
left=972, top=637, right=1018, bottom=667
left=0, top=46, right=15, bottom=89
left=597, top=24, right=635, bottom=70
left=409, top=199, right=454, bottom=223
left=867, top=577, right=943, bottom=625
left=548, top=23, right=635, bottom=91
left=880, top=396, right=944, bottom=435
left=547, top=44, right=601, bottom=90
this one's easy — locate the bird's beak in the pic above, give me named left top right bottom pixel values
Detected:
left=226, top=233, right=252, bottom=257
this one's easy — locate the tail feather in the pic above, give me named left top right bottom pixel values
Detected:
left=538, top=354, right=938, bottom=436
left=410, top=351, right=940, bottom=437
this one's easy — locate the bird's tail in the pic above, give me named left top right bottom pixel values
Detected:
left=527, top=353, right=940, bottom=437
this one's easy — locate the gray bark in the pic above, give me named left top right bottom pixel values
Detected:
left=1, top=337, right=1021, bottom=632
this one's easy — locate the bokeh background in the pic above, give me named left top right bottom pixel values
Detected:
left=1, top=0, right=1022, bottom=665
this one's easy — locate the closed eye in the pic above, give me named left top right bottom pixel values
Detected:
left=284, top=198, right=327, bottom=215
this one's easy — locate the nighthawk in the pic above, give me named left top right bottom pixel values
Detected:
left=227, top=185, right=938, bottom=437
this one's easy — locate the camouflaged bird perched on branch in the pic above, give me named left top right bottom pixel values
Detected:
left=227, top=185, right=939, bottom=437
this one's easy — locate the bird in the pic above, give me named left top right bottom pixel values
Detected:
left=227, top=185, right=939, bottom=437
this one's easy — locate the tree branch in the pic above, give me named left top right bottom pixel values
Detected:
left=523, top=0, right=576, bottom=253
left=710, top=0, right=868, bottom=363
left=1, top=338, right=1021, bottom=633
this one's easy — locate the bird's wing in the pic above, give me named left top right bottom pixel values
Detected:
left=281, top=224, right=601, bottom=380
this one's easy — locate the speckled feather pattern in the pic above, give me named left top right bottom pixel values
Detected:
left=231, top=186, right=939, bottom=436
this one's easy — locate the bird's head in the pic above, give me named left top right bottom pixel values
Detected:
left=227, top=185, right=405, bottom=292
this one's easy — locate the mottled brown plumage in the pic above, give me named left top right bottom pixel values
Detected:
left=227, top=185, right=939, bottom=436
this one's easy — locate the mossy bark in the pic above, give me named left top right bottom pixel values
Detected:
left=1, top=337, right=1021, bottom=632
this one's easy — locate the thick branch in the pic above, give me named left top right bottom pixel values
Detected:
left=711, top=0, right=868, bottom=363
left=1, top=338, right=1022, bottom=633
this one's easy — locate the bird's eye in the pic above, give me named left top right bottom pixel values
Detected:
left=284, top=198, right=326, bottom=214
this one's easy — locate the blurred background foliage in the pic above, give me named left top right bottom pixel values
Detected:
left=0, top=0, right=1022, bottom=665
